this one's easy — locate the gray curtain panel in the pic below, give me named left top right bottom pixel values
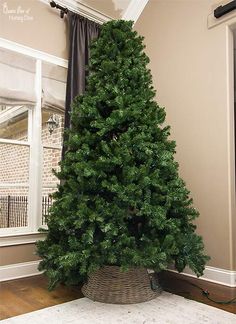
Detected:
left=64, top=12, right=100, bottom=131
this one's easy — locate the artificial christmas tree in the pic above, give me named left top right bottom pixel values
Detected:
left=37, top=20, right=209, bottom=301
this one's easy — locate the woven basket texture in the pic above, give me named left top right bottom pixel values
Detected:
left=82, top=266, right=161, bottom=304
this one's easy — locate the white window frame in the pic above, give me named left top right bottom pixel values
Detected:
left=0, top=38, right=68, bottom=240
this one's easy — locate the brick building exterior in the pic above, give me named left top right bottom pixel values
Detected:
left=0, top=111, right=64, bottom=227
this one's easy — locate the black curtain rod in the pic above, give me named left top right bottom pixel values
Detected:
left=214, top=0, right=236, bottom=18
left=50, top=1, right=68, bottom=18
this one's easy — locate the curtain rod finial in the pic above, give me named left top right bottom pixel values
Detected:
left=50, top=1, right=56, bottom=8
left=50, top=0, right=68, bottom=18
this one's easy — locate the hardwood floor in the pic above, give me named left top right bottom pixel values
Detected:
left=0, top=272, right=235, bottom=320
left=0, top=275, right=83, bottom=320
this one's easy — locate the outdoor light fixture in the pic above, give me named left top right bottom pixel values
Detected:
left=46, top=114, right=59, bottom=134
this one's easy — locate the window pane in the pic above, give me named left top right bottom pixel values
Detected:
left=0, top=187, right=29, bottom=228
left=41, top=62, right=67, bottom=227
left=42, top=147, right=61, bottom=226
left=42, top=189, right=55, bottom=226
left=42, top=61, right=66, bottom=146
left=42, top=147, right=61, bottom=188
left=0, top=47, right=33, bottom=231
left=0, top=47, right=36, bottom=106
left=42, top=112, right=64, bottom=146
left=0, top=143, right=29, bottom=183
left=0, top=107, right=28, bottom=141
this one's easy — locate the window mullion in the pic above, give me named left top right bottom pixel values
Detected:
left=28, top=107, right=33, bottom=143
left=28, top=59, right=42, bottom=232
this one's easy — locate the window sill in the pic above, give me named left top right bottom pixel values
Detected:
left=0, top=232, right=47, bottom=247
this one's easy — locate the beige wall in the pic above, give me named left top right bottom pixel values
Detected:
left=0, top=244, right=40, bottom=265
left=136, top=0, right=236, bottom=270
left=0, top=0, right=68, bottom=59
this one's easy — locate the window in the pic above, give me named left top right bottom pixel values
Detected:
left=0, top=39, right=67, bottom=235
left=41, top=62, right=67, bottom=225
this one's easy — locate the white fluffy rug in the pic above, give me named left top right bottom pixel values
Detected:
left=1, top=292, right=236, bottom=324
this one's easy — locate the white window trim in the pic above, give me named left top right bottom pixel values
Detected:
left=28, top=59, right=43, bottom=232
left=0, top=38, right=68, bottom=241
left=0, top=38, right=68, bottom=68
left=0, top=232, right=46, bottom=247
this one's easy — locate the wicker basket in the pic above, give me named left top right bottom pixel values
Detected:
left=82, top=266, right=161, bottom=304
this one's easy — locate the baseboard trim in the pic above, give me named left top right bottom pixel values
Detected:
left=167, top=265, right=236, bottom=287
left=1, top=261, right=236, bottom=287
left=0, top=260, right=41, bottom=282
